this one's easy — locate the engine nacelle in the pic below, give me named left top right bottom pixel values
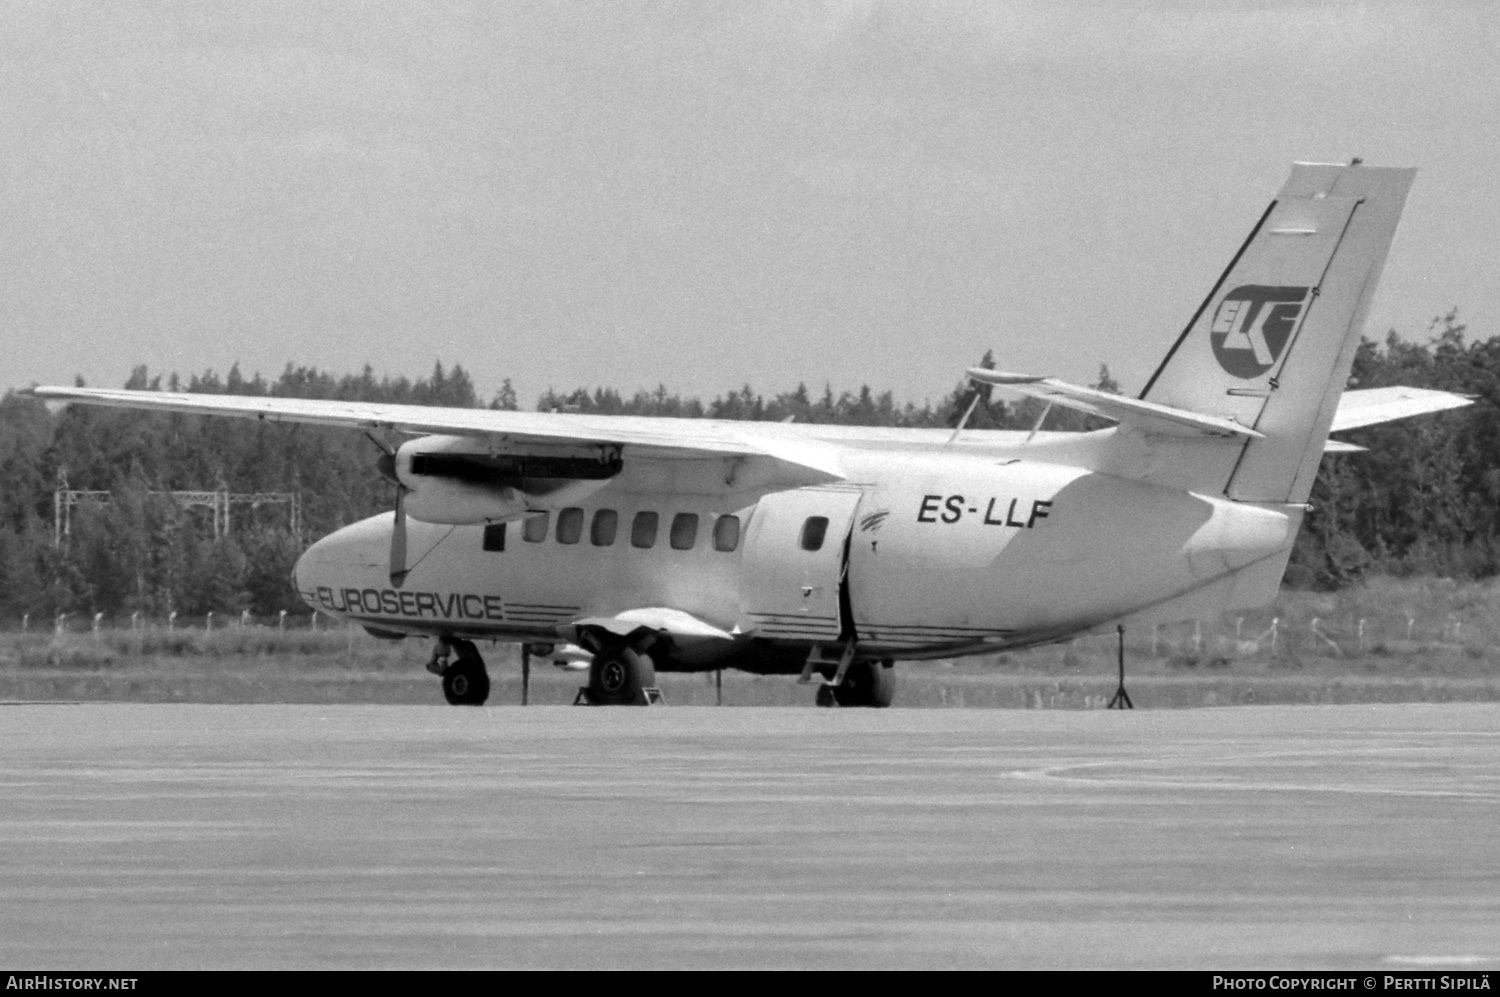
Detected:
left=394, top=435, right=622, bottom=525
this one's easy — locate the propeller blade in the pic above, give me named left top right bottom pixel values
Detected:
left=375, top=449, right=398, bottom=484
left=389, top=487, right=409, bottom=588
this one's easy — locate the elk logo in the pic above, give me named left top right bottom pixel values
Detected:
left=1209, top=285, right=1310, bottom=378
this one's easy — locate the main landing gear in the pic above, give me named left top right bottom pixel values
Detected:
left=576, top=645, right=662, bottom=706
left=427, top=638, right=490, bottom=706
left=834, top=658, right=897, bottom=708
left=809, top=651, right=897, bottom=708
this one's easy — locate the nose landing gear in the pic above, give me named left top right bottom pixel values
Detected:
left=428, top=638, right=490, bottom=706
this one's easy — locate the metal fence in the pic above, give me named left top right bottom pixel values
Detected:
left=15, top=610, right=329, bottom=636
left=12, top=609, right=1487, bottom=658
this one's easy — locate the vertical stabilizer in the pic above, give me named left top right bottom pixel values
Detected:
left=1139, top=163, right=1415, bottom=503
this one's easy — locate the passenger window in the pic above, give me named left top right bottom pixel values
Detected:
left=591, top=509, right=618, bottom=547
left=556, top=507, right=584, bottom=545
left=713, top=515, right=740, bottom=552
left=482, top=523, right=506, bottom=552
left=523, top=511, right=549, bottom=543
left=670, top=513, right=699, bottom=550
left=800, top=516, right=829, bottom=552
left=631, top=511, right=659, bottom=549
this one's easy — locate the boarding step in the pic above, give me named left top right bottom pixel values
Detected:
left=798, top=642, right=858, bottom=686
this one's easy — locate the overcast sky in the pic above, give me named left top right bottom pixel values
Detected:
left=5, top=1, right=1498, bottom=407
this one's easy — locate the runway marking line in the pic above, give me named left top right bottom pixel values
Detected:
left=1005, top=746, right=1500, bottom=801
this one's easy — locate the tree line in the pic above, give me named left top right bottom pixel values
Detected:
left=0, top=317, right=1489, bottom=623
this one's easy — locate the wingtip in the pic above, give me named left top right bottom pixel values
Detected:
left=22, top=386, right=73, bottom=415
left=966, top=367, right=1047, bottom=385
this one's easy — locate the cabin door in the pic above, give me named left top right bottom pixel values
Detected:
left=738, top=486, right=863, bottom=642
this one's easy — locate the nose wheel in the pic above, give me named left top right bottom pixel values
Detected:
left=434, top=638, right=490, bottom=706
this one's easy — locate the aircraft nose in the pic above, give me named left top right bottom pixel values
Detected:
left=293, top=524, right=359, bottom=605
left=289, top=515, right=396, bottom=610
left=291, top=545, right=311, bottom=598
left=292, top=539, right=328, bottom=610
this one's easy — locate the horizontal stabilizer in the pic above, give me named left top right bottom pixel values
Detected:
left=1330, top=386, right=1472, bottom=433
left=1322, top=439, right=1367, bottom=454
left=966, top=368, right=1263, bottom=440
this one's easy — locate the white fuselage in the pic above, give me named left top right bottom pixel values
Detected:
left=293, top=424, right=1300, bottom=673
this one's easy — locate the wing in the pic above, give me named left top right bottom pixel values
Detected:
left=24, top=385, right=846, bottom=483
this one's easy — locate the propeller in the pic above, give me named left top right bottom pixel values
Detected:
left=389, top=481, right=409, bottom=589
left=370, top=434, right=410, bottom=588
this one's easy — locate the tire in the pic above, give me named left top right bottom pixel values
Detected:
left=833, top=659, right=896, bottom=708
left=442, top=657, right=490, bottom=706
left=588, top=646, right=656, bottom=706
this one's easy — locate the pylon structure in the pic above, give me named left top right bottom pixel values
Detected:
left=54, top=471, right=300, bottom=546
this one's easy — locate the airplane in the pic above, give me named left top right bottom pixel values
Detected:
left=28, top=161, right=1472, bottom=708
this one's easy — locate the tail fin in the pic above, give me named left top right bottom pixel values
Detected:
left=1139, top=162, right=1415, bottom=503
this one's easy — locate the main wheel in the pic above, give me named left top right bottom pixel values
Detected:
left=442, top=657, right=490, bottom=706
left=832, top=659, right=896, bottom=708
left=587, top=646, right=656, bottom=706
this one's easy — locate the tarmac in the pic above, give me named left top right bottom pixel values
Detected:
left=1, top=702, right=1497, bottom=969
